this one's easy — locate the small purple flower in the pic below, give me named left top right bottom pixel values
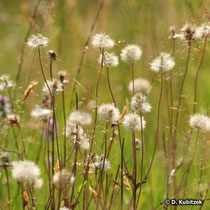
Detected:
left=0, top=95, right=11, bottom=118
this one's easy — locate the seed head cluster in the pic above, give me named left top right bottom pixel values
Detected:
left=150, top=53, right=175, bottom=72
left=98, top=103, right=120, bottom=124
left=91, top=33, right=115, bottom=49
left=27, top=34, right=48, bottom=48
left=123, top=113, right=146, bottom=131
left=12, top=160, right=43, bottom=189
left=189, top=114, right=210, bottom=133
left=120, top=44, right=142, bottom=63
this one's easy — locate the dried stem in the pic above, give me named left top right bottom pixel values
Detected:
left=143, top=70, right=163, bottom=182
left=172, top=41, right=192, bottom=199
left=5, top=168, right=11, bottom=210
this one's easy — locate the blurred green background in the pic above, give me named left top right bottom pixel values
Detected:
left=0, top=0, right=210, bottom=209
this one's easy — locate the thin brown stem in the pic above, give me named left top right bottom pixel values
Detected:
left=5, top=168, right=11, bottom=210
left=172, top=41, right=192, bottom=199
left=143, top=71, right=163, bottom=182
left=136, top=111, right=144, bottom=207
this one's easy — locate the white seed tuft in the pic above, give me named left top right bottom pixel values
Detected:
left=92, top=33, right=115, bottom=49
left=150, top=53, right=175, bottom=72
left=120, top=44, right=142, bottom=63
left=123, top=113, right=146, bottom=131
left=189, top=113, right=210, bottom=133
left=68, top=111, right=92, bottom=126
left=98, top=51, right=119, bottom=67
left=98, top=104, right=120, bottom=124
left=27, top=34, right=48, bottom=48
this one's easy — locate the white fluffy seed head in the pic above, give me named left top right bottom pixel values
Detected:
left=193, top=24, right=210, bottom=40
left=27, top=34, right=48, bottom=48
left=128, top=78, right=151, bottom=95
left=12, top=160, right=42, bottom=187
left=122, top=113, right=146, bottom=131
left=189, top=114, right=210, bottom=133
left=68, top=111, right=92, bottom=126
left=98, top=104, right=120, bottom=124
left=31, top=106, right=52, bottom=121
left=120, top=44, right=142, bottom=63
left=150, top=53, right=175, bottom=72
left=90, top=155, right=111, bottom=172
left=180, top=23, right=196, bottom=41
left=0, top=75, right=16, bottom=90
left=53, top=169, right=74, bottom=190
left=91, top=33, right=115, bottom=49
left=98, top=52, right=119, bottom=67
left=42, top=79, right=63, bottom=95
left=131, top=93, right=152, bottom=113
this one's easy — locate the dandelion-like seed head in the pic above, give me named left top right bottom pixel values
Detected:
left=90, top=155, right=111, bottom=172
left=131, top=93, right=152, bottom=113
left=128, top=78, right=151, bottom=95
left=120, top=44, right=142, bottom=63
left=27, top=34, right=48, bottom=48
left=0, top=75, right=16, bottom=90
left=180, top=23, right=196, bottom=41
left=53, top=169, right=74, bottom=190
left=31, top=106, right=52, bottom=121
left=92, top=33, right=115, bottom=49
left=194, top=23, right=210, bottom=40
left=189, top=113, right=210, bottom=133
left=68, top=111, right=92, bottom=126
left=42, top=79, right=63, bottom=95
left=12, top=160, right=42, bottom=188
left=98, top=52, right=119, bottom=67
left=98, top=104, right=120, bottom=124
left=123, top=113, right=146, bottom=131
left=150, top=53, right=175, bottom=72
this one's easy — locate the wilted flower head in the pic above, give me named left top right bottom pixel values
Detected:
left=53, top=169, right=74, bottom=190
left=7, top=114, right=20, bottom=126
left=194, top=24, right=210, bottom=40
left=0, top=152, right=10, bottom=168
left=68, top=111, right=92, bottom=126
left=27, top=34, right=48, bottom=48
left=150, top=53, right=175, bottom=72
left=131, top=93, right=152, bottom=113
left=98, top=104, right=120, bottom=124
left=42, top=79, right=63, bottom=95
left=0, top=95, right=11, bottom=118
left=120, top=44, right=142, bottom=63
left=98, top=52, right=119, bottom=67
left=123, top=113, right=146, bottom=131
left=58, top=70, right=68, bottom=84
left=92, top=33, right=115, bottom=49
left=189, top=113, right=210, bottom=133
left=12, top=160, right=42, bottom=188
left=48, top=50, right=57, bottom=61
left=128, top=78, right=151, bottom=95
left=31, top=106, right=52, bottom=121
left=0, top=75, right=16, bottom=90
left=180, top=23, right=196, bottom=41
